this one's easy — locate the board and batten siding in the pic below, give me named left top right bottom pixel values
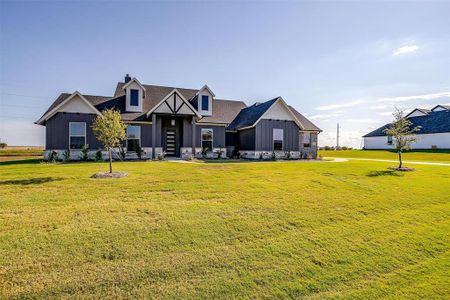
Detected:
left=45, top=112, right=102, bottom=149
left=238, top=128, right=256, bottom=150
left=255, top=120, right=300, bottom=151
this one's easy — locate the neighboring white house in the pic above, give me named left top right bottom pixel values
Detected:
left=363, top=105, right=450, bottom=149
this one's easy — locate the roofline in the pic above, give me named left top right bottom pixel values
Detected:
left=122, top=78, right=146, bottom=91
left=253, top=97, right=305, bottom=130
left=196, top=85, right=216, bottom=97
left=35, top=91, right=102, bottom=125
left=145, top=88, right=202, bottom=118
left=431, top=104, right=450, bottom=111
left=405, top=108, right=430, bottom=118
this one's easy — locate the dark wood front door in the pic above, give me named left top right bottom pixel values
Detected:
left=164, top=129, right=177, bottom=156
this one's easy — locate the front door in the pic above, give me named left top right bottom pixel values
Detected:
left=164, top=129, right=177, bottom=156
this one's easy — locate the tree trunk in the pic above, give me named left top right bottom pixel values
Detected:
left=109, top=147, right=113, bottom=173
left=398, top=150, right=402, bottom=169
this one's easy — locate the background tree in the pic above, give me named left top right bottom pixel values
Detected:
left=384, top=107, right=421, bottom=168
left=92, top=109, right=127, bottom=173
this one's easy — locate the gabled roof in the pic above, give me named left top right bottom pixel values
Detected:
left=199, top=99, right=247, bottom=124
left=405, top=108, right=432, bottom=118
left=363, top=109, right=450, bottom=137
left=431, top=105, right=450, bottom=111
left=146, top=88, right=202, bottom=118
left=288, top=106, right=322, bottom=132
left=36, top=91, right=106, bottom=125
left=228, top=97, right=279, bottom=130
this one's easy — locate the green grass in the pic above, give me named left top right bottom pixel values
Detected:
left=1, top=159, right=449, bottom=298
left=320, top=149, right=450, bottom=162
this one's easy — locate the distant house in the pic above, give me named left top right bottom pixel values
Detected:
left=363, top=105, right=450, bottom=149
left=36, top=75, right=321, bottom=160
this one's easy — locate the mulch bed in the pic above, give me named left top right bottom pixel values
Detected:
left=388, top=167, right=415, bottom=172
left=91, top=172, right=128, bottom=179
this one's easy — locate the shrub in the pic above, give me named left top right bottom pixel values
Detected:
left=63, top=149, right=70, bottom=162
left=201, top=147, right=209, bottom=158
left=186, top=154, right=194, bottom=161
left=95, top=149, right=103, bottom=161
left=157, top=151, right=166, bottom=161
left=0, top=142, right=7, bottom=149
left=118, top=145, right=126, bottom=161
left=272, top=151, right=276, bottom=160
left=48, top=150, right=58, bottom=163
left=80, top=144, right=89, bottom=161
left=136, top=144, right=144, bottom=160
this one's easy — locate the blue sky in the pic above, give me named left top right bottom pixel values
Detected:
left=1, top=1, right=449, bottom=147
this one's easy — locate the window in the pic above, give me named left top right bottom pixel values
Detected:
left=303, top=132, right=312, bottom=147
left=69, top=122, right=86, bottom=149
left=201, top=128, right=213, bottom=151
left=387, top=135, right=393, bottom=145
left=201, top=95, right=209, bottom=111
left=130, top=89, right=139, bottom=106
left=127, top=125, right=141, bottom=151
left=273, top=128, right=283, bottom=151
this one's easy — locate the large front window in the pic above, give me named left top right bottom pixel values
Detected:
left=130, top=89, right=139, bottom=106
left=127, top=125, right=141, bottom=151
left=273, top=128, right=283, bottom=151
left=387, top=135, right=393, bottom=145
left=201, top=95, right=209, bottom=111
left=69, top=122, right=86, bottom=149
left=303, top=132, right=311, bottom=148
left=201, top=128, right=213, bottom=151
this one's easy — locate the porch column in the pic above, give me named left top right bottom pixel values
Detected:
left=152, top=113, right=156, bottom=159
left=191, top=116, right=196, bottom=156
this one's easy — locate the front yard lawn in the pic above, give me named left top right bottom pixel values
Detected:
left=320, top=149, right=450, bottom=162
left=1, top=159, right=449, bottom=298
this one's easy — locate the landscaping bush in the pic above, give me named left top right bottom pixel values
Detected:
left=48, top=150, right=58, bottom=163
left=95, top=149, right=103, bottom=161
left=136, top=145, right=144, bottom=160
left=63, top=149, right=70, bottom=162
left=0, top=142, right=7, bottom=149
left=80, top=144, right=89, bottom=161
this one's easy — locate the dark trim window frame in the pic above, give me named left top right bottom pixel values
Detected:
left=201, top=95, right=209, bottom=111
left=273, top=128, right=283, bottom=151
left=303, top=132, right=312, bottom=148
left=126, top=125, right=141, bottom=151
left=130, top=89, right=139, bottom=107
left=387, top=135, right=393, bottom=145
left=201, top=128, right=213, bottom=151
left=69, top=122, right=86, bottom=149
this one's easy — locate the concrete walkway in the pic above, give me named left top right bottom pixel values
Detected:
left=332, top=157, right=450, bottom=166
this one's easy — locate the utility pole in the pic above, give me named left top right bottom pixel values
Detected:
left=336, top=123, right=340, bottom=149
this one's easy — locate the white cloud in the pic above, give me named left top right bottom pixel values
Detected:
left=369, top=104, right=390, bottom=110
left=377, top=92, right=450, bottom=103
left=379, top=111, right=393, bottom=116
left=316, top=100, right=365, bottom=111
left=392, top=44, right=419, bottom=56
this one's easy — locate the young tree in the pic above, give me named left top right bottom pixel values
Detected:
left=384, top=107, right=421, bottom=168
left=92, top=109, right=127, bottom=173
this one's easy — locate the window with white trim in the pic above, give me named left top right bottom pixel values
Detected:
left=201, top=95, right=209, bottom=111
left=273, top=128, right=283, bottom=151
left=69, top=122, right=86, bottom=149
left=387, top=135, right=393, bottom=145
left=126, top=125, right=141, bottom=151
left=303, top=132, right=312, bottom=148
left=201, top=128, right=213, bottom=151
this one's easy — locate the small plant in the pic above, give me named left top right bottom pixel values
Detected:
left=215, top=147, right=223, bottom=159
left=286, top=150, right=291, bottom=160
left=118, top=145, right=126, bottom=161
left=0, top=142, right=7, bottom=149
left=80, top=144, right=89, bottom=161
left=259, top=152, right=263, bottom=160
left=306, top=153, right=313, bottom=159
left=157, top=151, right=166, bottom=161
left=186, top=154, right=194, bottom=161
left=95, top=149, right=103, bottom=161
left=63, top=149, right=71, bottom=162
left=272, top=151, right=276, bottom=160
left=48, top=150, right=58, bottom=163
left=201, top=147, right=209, bottom=158
left=136, top=144, right=144, bottom=160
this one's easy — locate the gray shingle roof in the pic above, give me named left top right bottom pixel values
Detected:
left=227, top=98, right=279, bottom=130
left=364, top=109, right=450, bottom=137
left=288, top=106, right=322, bottom=132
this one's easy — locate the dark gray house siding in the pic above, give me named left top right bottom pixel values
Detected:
left=46, top=112, right=103, bottom=149
left=255, top=120, right=300, bottom=151
left=195, top=125, right=226, bottom=148
left=140, top=124, right=152, bottom=147
left=238, top=128, right=256, bottom=150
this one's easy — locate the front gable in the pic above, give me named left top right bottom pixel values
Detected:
left=147, top=89, right=202, bottom=118
left=36, top=91, right=101, bottom=125
left=258, top=98, right=304, bottom=129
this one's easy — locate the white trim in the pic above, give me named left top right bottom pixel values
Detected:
left=126, top=125, right=141, bottom=151
left=146, top=89, right=202, bottom=118
left=122, top=78, right=146, bottom=91
left=196, top=122, right=227, bottom=127
left=69, top=122, right=86, bottom=149
left=273, top=128, right=284, bottom=151
left=124, top=121, right=152, bottom=125
left=431, top=105, right=450, bottom=112
left=201, top=128, right=214, bottom=150
left=196, top=85, right=216, bottom=97
left=405, top=108, right=430, bottom=118
left=36, top=91, right=102, bottom=125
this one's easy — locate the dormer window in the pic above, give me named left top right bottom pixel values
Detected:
left=130, top=89, right=139, bottom=106
left=201, top=95, right=209, bottom=111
